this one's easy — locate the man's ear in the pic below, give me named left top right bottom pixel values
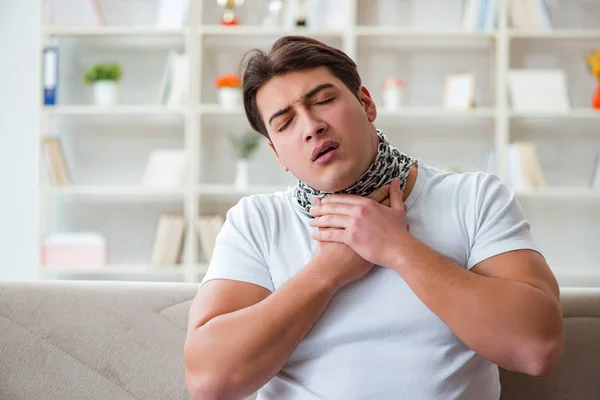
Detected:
left=268, top=141, right=289, bottom=172
left=357, top=85, right=377, bottom=123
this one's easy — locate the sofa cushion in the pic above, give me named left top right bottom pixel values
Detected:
left=0, top=280, right=198, bottom=400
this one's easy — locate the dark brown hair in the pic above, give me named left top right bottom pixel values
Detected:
left=239, top=36, right=362, bottom=139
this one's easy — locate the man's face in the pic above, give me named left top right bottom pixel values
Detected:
left=256, top=66, right=379, bottom=192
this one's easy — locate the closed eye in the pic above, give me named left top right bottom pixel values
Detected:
left=278, top=117, right=293, bottom=132
left=316, top=98, right=334, bottom=105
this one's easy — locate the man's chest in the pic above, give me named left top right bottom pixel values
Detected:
left=266, top=211, right=470, bottom=291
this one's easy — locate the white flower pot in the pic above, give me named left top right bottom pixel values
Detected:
left=234, top=159, right=248, bottom=190
left=218, top=88, right=242, bottom=109
left=93, top=81, right=119, bottom=106
left=382, top=86, right=404, bottom=111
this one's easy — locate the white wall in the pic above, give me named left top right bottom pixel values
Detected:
left=0, top=0, right=39, bottom=280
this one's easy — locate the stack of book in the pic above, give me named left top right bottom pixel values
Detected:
left=506, top=142, right=546, bottom=190
left=42, top=137, right=72, bottom=186
left=481, top=142, right=546, bottom=190
left=150, top=213, right=186, bottom=267
left=196, top=214, right=225, bottom=263
left=508, top=0, right=552, bottom=30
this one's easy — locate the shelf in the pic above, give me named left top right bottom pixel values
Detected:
left=515, top=187, right=600, bottom=200
left=42, top=26, right=187, bottom=37
left=199, top=25, right=345, bottom=37
left=509, top=30, right=600, bottom=40
left=39, top=263, right=209, bottom=277
left=509, top=109, right=600, bottom=119
left=40, top=264, right=185, bottom=275
left=356, top=27, right=496, bottom=39
left=196, top=184, right=291, bottom=197
left=378, top=107, right=496, bottom=119
left=199, top=104, right=244, bottom=115
left=199, top=105, right=497, bottom=119
left=42, top=105, right=187, bottom=116
left=44, top=186, right=186, bottom=201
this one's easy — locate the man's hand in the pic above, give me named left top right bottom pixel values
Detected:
left=309, top=178, right=408, bottom=268
left=312, top=237, right=374, bottom=289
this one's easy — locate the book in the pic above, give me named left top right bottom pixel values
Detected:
left=591, top=154, right=600, bottom=188
left=461, top=0, right=481, bottom=31
left=150, top=214, right=170, bottom=266
left=158, top=51, right=189, bottom=108
left=508, top=0, right=552, bottom=30
left=162, top=213, right=186, bottom=266
left=196, top=214, right=224, bottom=262
left=460, top=0, right=498, bottom=31
left=155, top=0, right=189, bottom=29
left=506, top=142, right=545, bottom=190
left=42, top=137, right=72, bottom=186
left=43, top=47, right=58, bottom=106
left=150, top=213, right=186, bottom=267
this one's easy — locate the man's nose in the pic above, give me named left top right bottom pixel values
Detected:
left=302, top=115, right=328, bottom=142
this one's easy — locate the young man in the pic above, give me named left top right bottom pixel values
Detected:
left=184, top=36, right=564, bottom=400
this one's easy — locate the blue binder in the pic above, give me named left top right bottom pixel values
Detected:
left=43, top=47, right=58, bottom=106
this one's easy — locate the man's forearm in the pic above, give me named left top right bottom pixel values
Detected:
left=389, top=235, right=563, bottom=375
left=186, top=260, right=341, bottom=400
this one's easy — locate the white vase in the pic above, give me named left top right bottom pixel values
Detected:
left=382, top=86, right=404, bottom=111
left=93, top=81, right=118, bottom=106
left=218, top=88, right=242, bottom=109
left=234, top=159, right=248, bottom=190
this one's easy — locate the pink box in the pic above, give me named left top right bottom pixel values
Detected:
left=42, top=233, right=107, bottom=268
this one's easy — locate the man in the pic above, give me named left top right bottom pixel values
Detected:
left=184, top=36, right=564, bottom=400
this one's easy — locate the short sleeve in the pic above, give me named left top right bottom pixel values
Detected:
left=201, top=196, right=275, bottom=292
left=466, top=173, right=542, bottom=270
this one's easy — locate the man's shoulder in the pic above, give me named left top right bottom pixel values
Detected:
left=226, top=188, right=299, bottom=224
left=418, top=162, right=508, bottom=205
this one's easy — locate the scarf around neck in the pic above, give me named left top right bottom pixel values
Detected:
left=293, top=130, right=415, bottom=217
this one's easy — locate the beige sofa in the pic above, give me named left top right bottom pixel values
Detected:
left=0, top=281, right=599, bottom=399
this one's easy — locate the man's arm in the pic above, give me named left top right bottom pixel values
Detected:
left=185, top=185, right=391, bottom=400
left=184, top=244, right=373, bottom=400
left=309, top=177, right=564, bottom=377
left=388, top=240, right=564, bottom=376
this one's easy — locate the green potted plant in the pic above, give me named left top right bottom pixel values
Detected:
left=229, top=132, right=261, bottom=190
left=83, top=63, right=123, bottom=106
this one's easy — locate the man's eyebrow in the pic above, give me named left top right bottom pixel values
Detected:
left=268, top=83, right=335, bottom=126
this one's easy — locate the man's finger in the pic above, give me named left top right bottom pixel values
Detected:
left=312, top=227, right=345, bottom=243
left=310, top=203, right=357, bottom=217
left=309, top=215, right=349, bottom=230
left=390, top=178, right=404, bottom=211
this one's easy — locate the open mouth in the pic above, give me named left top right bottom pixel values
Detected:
left=312, top=141, right=339, bottom=162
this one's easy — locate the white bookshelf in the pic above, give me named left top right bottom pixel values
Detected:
left=42, top=105, right=188, bottom=116
left=42, top=27, right=187, bottom=36
left=37, top=0, right=600, bottom=287
left=508, top=30, right=600, bottom=39
left=516, top=187, right=600, bottom=200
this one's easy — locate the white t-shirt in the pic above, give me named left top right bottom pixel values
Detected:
left=201, top=161, right=541, bottom=400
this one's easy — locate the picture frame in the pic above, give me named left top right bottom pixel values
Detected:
left=591, top=153, right=600, bottom=188
left=443, top=71, right=476, bottom=111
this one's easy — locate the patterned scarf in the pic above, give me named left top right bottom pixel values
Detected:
left=293, top=130, right=415, bottom=217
